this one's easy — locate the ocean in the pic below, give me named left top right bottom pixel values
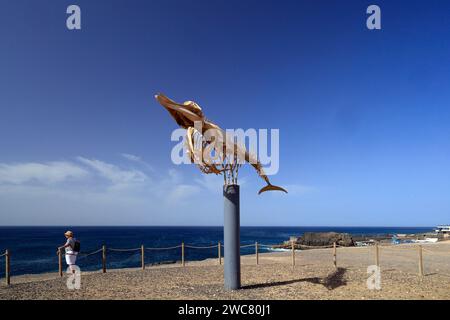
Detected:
left=0, top=226, right=433, bottom=277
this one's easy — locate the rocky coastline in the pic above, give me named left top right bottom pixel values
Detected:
left=273, top=231, right=445, bottom=250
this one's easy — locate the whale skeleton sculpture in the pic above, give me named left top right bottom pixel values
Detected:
left=155, top=93, right=287, bottom=194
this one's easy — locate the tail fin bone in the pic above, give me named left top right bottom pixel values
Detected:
left=258, top=184, right=288, bottom=195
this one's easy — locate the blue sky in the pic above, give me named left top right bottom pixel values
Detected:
left=0, top=0, right=449, bottom=226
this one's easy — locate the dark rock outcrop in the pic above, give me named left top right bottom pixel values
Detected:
left=297, top=232, right=354, bottom=247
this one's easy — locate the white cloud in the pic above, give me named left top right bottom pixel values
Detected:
left=195, top=174, right=223, bottom=193
left=168, top=168, right=182, bottom=184
left=121, top=153, right=141, bottom=162
left=0, top=156, right=225, bottom=225
left=121, top=153, right=154, bottom=172
left=77, top=157, right=148, bottom=186
left=0, top=156, right=303, bottom=225
left=165, top=184, right=201, bottom=205
left=0, top=161, right=88, bottom=185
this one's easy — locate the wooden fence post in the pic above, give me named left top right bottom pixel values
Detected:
left=418, top=245, right=424, bottom=277
left=218, top=241, right=221, bottom=265
left=102, top=245, right=106, bottom=273
left=255, top=242, right=259, bottom=265
left=58, top=248, right=63, bottom=277
left=141, top=245, right=145, bottom=270
left=5, top=250, right=10, bottom=285
left=333, top=242, right=337, bottom=268
left=291, top=241, right=295, bottom=267
left=181, top=242, right=185, bottom=267
left=375, top=243, right=380, bottom=267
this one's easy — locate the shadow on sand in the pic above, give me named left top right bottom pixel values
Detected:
left=242, top=267, right=347, bottom=291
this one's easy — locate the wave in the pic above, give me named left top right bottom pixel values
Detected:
left=266, top=248, right=300, bottom=252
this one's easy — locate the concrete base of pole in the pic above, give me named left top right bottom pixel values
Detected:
left=223, top=184, right=241, bottom=290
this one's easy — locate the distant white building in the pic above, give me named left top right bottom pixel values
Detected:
left=435, top=225, right=450, bottom=237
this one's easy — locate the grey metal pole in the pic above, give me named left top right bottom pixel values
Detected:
left=223, top=184, right=241, bottom=290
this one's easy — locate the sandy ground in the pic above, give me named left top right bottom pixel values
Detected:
left=1, top=242, right=449, bottom=300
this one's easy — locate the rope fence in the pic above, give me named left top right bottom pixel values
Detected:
left=0, top=250, right=10, bottom=285
left=108, top=248, right=141, bottom=252
left=185, top=244, right=219, bottom=249
left=239, top=244, right=255, bottom=248
left=145, top=245, right=181, bottom=250
left=422, top=247, right=450, bottom=256
left=359, top=243, right=450, bottom=277
left=79, top=248, right=103, bottom=257
left=258, top=244, right=275, bottom=248
left=1, top=242, right=449, bottom=286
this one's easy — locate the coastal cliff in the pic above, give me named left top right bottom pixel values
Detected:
left=298, top=232, right=354, bottom=247
left=275, top=232, right=354, bottom=249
